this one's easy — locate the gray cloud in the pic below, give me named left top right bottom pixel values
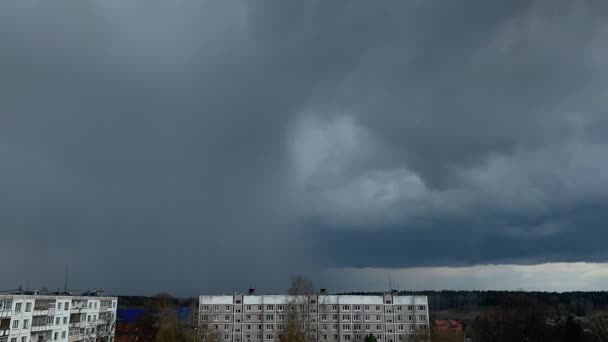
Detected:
left=1, top=0, right=608, bottom=295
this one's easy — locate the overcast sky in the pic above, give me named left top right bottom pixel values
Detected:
left=2, top=0, right=608, bottom=296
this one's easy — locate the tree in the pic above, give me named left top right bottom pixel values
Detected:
left=364, top=333, right=377, bottom=342
left=197, top=308, right=222, bottom=342
left=279, top=275, right=317, bottom=342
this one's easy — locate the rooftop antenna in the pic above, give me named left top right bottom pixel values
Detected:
left=388, top=274, right=393, bottom=291
left=64, top=265, right=68, bottom=294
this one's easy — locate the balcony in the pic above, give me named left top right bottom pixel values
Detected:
left=31, top=324, right=54, bottom=332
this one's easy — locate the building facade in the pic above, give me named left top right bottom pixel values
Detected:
left=0, top=294, right=117, bottom=342
left=199, top=292, right=429, bottom=342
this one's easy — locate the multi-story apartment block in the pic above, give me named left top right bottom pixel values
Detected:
left=0, top=293, right=117, bottom=342
left=199, top=291, right=429, bottom=342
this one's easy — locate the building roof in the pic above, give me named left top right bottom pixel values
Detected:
left=199, top=294, right=428, bottom=306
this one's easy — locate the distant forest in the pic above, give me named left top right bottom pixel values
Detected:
left=343, top=291, right=608, bottom=315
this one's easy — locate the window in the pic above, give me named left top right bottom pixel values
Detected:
left=266, top=324, right=273, bottom=330
left=213, top=315, right=219, bottom=321
left=277, top=305, right=283, bottom=311
left=278, top=314, right=284, bottom=320
left=353, top=315, right=360, bottom=320
left=224, top=335, right=229, bottom=340
left=353, top=305, right=360, bottom=311
left=396, top=306, right=401, bottom=311
left=10, top=338, right=16, bottom=342
left=333, top=315, right=338, bottom=320
left=375, top=306, right=380, bottom=311
left=65, top=302, right=69, bottom=310
left=266, top=315, right=274, bottom=320
left=202, top=305, right=209, bottom=311
left=321, top=314, right=327, bottom=320
left=418, top=306, right=425, bottom=311
left=342, top=325, right=349, bottom=330
left=376, top=325, right=381, bottom=330
left=21, top=337, right=26, bottom=342
left=25, top=303, right=31, bottom=312
left=407, top=306, right=413, bottom=311
left=364, top=315, right=369, bottom=321
left=214, top=306, right=219, bottom=311
left=342, top=315, right=350, bottom=320
left=247, top=305, right=251, bottom=311
left=236, top=300, right=242, bottom=304
left=94, top=303, right=97, bottom=309
left=267, top=335, right=273, bottom=340
left=1, top=301, right=12, bottom=311
left=365, top=325, right=370, bottom=331
left=398, top=325, right=403, bottom=331
left=15, top=303, right=21, bottom=312
left=385, top=300, right=391, bottom=304
left=88, top=303, right=92, bottom=309
left=311, top=299, right=316, bottom=304
left=56, top=317, right=61, bottom=325
left=12, top=320, right=19, bottom=329
left=376, top=315, right=381, bottom=321
left=408, top=315, right=413, bottom=321
left=23, top=319, right=29, bottom=328
left=266, top=305, right=273, bottom=311
left=58, top=302, right=63, bottom=310
left=353, top=325, right=361, bottom=330
left=54, top=332, right=59, bottom=341
left=87, top=315, right=91, bottom=322
left=62, top=331, right=66, bottom=338
left=258, top=306, right=262, bottom=311
left=225, top=315, right=230, bottom=320
left=418, top=315, right=425, bottom=321
left=363, top=305, right=369, bottom=311
left=342, top=305, right=350, bottom=311
left=226, top=305, right=231, bottom=311
left=323, top=335, right=327, bottom=340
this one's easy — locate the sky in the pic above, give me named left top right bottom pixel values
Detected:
left=1, top=0, right=608, bottom=296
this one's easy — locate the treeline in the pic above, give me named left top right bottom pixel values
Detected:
left=342, top=291, right=608, bottom=315
left=117, top=294, right=197, bottom=309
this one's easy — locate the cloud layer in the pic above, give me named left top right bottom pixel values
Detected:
left=1, top=0, right=608, bottom=295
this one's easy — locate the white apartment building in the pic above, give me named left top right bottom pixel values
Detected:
left=199, top=291, right=429, bottom=342
left=0, top=293, right=117, bottom=342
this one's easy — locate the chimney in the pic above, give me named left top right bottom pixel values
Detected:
left=248, top=288, right=255, bottom=295
left=320, top=288, right=327, bottom=295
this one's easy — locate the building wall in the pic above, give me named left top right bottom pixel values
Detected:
left=0, top=295, right=117, bottom=342
left=199, top=294, right=429, bottom=342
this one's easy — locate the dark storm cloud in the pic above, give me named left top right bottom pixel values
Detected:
left=1, top=0, right=608, bottom=295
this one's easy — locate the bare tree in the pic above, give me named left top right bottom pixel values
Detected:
left=197, top=310, right=222, bottom=342
left=589, top=314, right=608, bottom=342
left=279, top=275, right=317, bottom=342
